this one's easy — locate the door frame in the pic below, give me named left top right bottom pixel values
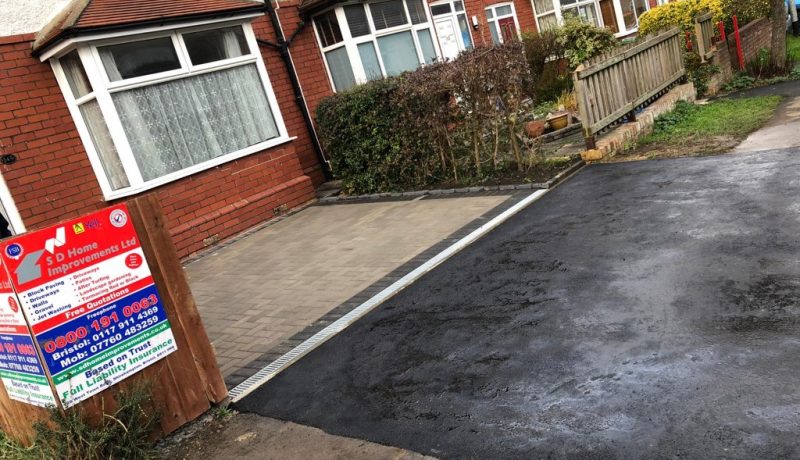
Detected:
left=0, top=173, right=25, bottom=235
left=430, top=0, right=474, bottom=57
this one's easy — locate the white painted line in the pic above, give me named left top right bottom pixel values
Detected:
left=229, top=188, right=550, bottom=402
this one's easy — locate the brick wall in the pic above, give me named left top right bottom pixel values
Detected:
left=0, top=27, right=317, bottom=258
left=728, top=17, right=773, bottom=66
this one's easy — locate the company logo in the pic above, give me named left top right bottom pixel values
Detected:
left=125, top=253, right=143, bottom=269
left=45, top=227, right=66, bottom=254
left=73, top=223, right=85, bottom=235
left=8, top=296, right=18, bottom=313
left=86, top=218, right=101, bottom=230
left=109, top=209, right=128, bottom=228
left=5, top=243, right=22, bottom=260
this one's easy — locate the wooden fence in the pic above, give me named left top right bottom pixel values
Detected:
left=0, top=194, right=227, bottom=444
left=694, top=12, right=716, bottom=61
left=573, top=28, right=686, bottom=149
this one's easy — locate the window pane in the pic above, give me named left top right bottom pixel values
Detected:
left=496, top=5, right=512, bottom=16
left=60, top=50, right=92, bottom=98
left=183, top=26, right=249, bottom=65
left=357, top=42, right=383, bottom=80
left=325, top=47, right=357, bottom=91
left=407, top=0, right=428, bottom=24
left=98, top=37, right=180, bottom=81
left=537, top=12, right=559, bottom=30
left=454, top=1, right=464, bottom=11
left=532, top=0, right=554, bottom=14
left=345, top=4, right=371, bottom=37
left=417, top=29, right=437, bottom=64
left=315, top=10, right=344, bottom=47
left=79, top=100, right=129, bottom=190
left=457, top=14, right=473, bottom=48
left=370, top=0, right=408, bottom=30
left=377, top=31, right=419, bottom=75
left=486, top=9, right=494, bottom=19
left=112, top=64, right=280, bottom=181
left=431, top=4, right=451, bottom=15
left=488, top=22, right=500, bottom=44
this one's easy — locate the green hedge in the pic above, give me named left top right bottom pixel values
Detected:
left=316, top=78, right=438, bottom=194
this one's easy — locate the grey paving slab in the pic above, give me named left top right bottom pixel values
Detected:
left=186, top=194, right=513, bottom=386
left=237, top=149, right=800, bottom=458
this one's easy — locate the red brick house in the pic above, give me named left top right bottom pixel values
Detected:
left=0, top=0, right=668, bottom=258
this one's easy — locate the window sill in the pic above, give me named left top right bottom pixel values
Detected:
left=102, top=136, right=297, bottom=201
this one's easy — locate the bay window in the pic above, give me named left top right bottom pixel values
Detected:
left=485, top=3, right=521, bottom=45
left=313, top=0, right=439, bottom=92
left=51, top=21, right=288, bottom=198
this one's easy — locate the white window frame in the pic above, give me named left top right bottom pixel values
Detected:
left=50, top=19, right=292, bottom=201
left=430, top=0, right=474, bottom=56
left=313, top=0, right=441, bottom=91
left=531, top=0, right=604, bottom=31
left=612, top=0, right=652, bottom=36
left=485, top=3, right=522, bottom=44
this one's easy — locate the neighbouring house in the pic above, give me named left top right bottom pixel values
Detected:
left=0, top=0, right=678, bottom=257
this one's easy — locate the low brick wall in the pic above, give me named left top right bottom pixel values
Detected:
left=581, top=83, right=697, bottom=161
left=707, top=17, right=773, bottom=94
left=730, top=17, right=773, bottom=66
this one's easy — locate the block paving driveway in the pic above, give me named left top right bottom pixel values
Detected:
left=185, top=194, right=511, bottom=386
left=237, top=149, right=800, bottom=458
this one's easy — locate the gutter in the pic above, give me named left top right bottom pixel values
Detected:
left=258, top=1, right=333, bottom=181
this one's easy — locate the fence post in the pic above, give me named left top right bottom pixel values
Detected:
left=694, top=20, right=706, bottom=61
left=732, top=15, right=745, bottom=70
left=573, top=64, right=596, bottom=150
left=718, top=21, right=726, bottom=42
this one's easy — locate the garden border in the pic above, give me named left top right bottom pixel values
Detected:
left=317, top=159, right=585, bottom=204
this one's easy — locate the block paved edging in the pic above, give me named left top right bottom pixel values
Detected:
left=582, top=83, right=697, bottom=161
left=317, top=158, right=585, bottom=204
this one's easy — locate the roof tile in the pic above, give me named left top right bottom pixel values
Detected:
left=33, top=0, right=263, bottom=53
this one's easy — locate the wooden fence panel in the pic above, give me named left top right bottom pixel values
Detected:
left=574, top=28, right=686, bottom=149
left=695, top=12, right=715, bottom=61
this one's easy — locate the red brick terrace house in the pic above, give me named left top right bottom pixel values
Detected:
left=0, top=0, right=671, bottom=257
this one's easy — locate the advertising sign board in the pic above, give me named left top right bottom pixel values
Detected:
left=0, top=204, right=177, bottom=407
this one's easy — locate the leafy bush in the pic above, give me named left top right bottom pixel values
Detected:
left=639, top=0, right=724, bottom=35
left=317, top=42, right=536, bottom=194
left=745, top=48, right=796, bottom=80
left=558, top=16, right=618, bottom=68
left=316, top=78, right=431, bottom=194
left=521, top=30, right=571, bottom=102
left=685, top=51, right=720, bottom=97
left=638, top=0, right=769, bottom=36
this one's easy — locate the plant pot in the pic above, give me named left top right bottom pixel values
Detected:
left=547, top=112, right=569, bottom=131
left=524, top=120, right=547, bottom=138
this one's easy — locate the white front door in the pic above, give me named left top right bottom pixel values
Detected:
left=435, top=17, right=461, bottom=61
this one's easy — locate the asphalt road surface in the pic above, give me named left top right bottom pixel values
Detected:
left=237, top=149, right=800, bottom=459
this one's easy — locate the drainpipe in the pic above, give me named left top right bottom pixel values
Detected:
left=258, top=0, right=333, bottom=181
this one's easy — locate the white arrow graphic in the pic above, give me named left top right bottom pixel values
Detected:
left=44, top=227, right=66, bottom=254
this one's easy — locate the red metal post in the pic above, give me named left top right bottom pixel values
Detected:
left=717, top=21, right=726, bottom=42
left=733, top=15, right=745, bottom=70
left=685, top=31, right=693, bottom=51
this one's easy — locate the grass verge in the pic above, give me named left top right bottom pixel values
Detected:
left=619, top=96, right=781, bottom=160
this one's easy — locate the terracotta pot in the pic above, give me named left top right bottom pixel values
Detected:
left=524, top=120, right=546, bottom=138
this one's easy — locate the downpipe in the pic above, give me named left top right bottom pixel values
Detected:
left=258, top=1, right=333, bottom=181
